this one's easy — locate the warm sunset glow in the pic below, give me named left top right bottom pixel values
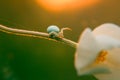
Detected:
left=36, top=0, right=101, bottom=12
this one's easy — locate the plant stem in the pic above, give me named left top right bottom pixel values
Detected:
left=0, top=25, right=77, bottom=48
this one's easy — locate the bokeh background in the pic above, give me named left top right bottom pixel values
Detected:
left=0, top=0, right=119, bottom=80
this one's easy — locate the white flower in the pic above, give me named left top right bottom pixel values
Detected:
left=75, top=23, right=120, bottom=80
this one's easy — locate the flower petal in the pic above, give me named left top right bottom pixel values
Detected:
left=93, top=23, right=120, bottom=40
left=75, top=28, right=101, bottom=75
left=93, top=23, right=120, bottom=53
left=107, top=48, right=120, bottom=67
left=95, top=35, right=120, bottom=50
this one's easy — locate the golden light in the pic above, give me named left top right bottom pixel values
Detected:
left=36, top=0, right=101, bottom=12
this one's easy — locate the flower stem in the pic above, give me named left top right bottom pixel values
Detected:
left=0, top=24, right=77, bottom=48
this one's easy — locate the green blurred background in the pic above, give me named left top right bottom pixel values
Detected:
left=0, top=0, right=119, bottom=80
